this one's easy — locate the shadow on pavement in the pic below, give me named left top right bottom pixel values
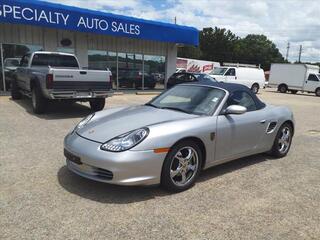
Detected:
left=57, top=153, right=271, bottom=204
left=10, top=97, right=92, bottom=120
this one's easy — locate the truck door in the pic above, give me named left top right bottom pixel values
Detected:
left=304, top=74, right=320, bottom=92
left=224, top=68, right=236, bottom=83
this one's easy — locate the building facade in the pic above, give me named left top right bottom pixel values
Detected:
left=0, top=0, right=198, bottom=91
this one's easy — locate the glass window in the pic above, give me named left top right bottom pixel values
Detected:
left=227, top=91, right=257, bottom=111
left=118, top=53, right=144, bottom=89
left=20, top=54, right=30, bottom=67
left=307, top=74, right=319, bottom=81
left=0, top=45, right=3, bottom=91
left=57, top=47, right=75, bottom=54
left=225, top=68, right=235, bottom=76
left=210, top=67, right=228, bottom=75
left=144, top=55, right=165, bottom=90
left=2, top=44, right=42, bottom=90
left=148, top=85, right=225, bottom=115
left=31, top=54, right=79, bottom=68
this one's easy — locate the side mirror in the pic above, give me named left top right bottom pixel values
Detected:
left=224, top=105, right=247, bottom=115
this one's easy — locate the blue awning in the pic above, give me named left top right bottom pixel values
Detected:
left=0, top=0, right=199, bottom=46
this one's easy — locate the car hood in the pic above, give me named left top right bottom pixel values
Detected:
left=76, top=105, right=197, bottom=143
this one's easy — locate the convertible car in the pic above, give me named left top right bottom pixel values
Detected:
left=64, top=82, right=294, bottom=192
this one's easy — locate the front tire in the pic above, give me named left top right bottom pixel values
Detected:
left=89, top=98, right=105, bottom=111
left=251, top=83, right=259, bottom=94
left=270, top=123, right=293, bottom=158
left=315, top=88, right=320, bottom=97
left=31, top=86, right=47, bottom=114
left=161, top=140, right=202, bottom=192
left=278, top=84, right=287, bottom=93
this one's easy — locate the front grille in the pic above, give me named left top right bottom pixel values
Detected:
left=267, top=122, right=277, bottom=134
left=92, top=167, right=114, bottom=180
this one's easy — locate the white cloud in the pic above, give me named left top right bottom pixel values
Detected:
left=43, top=0, right=320, bottom=63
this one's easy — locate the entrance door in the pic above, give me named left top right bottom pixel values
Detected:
left=304, top=74, right=320, bottom=92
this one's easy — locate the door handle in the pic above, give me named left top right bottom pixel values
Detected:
left=259, top=120, right=266, bottom=124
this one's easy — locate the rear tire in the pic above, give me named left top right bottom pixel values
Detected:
left=315, top=88, right=320, bottom=97
left=11, top=79, right=22, bottom=100
left=251, top=83, right=259, bottom=94
left=89, top=98, right=105, bottom=111
left=270, top=122, right=293, bottom=158
left=161, top=140, right=202, bottom=192
left=31, top=86, right=47, bottom=114
left=278, top=84, right=287, bottom=93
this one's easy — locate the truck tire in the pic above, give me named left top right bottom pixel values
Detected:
left=251, top=83, right=259, bottom=94
left=11, top=79, right=22, bottom=100
left=278, top=84, right=287, bottom=93
left=89, top=98, right=105, bottom=111
left=31, top=86, right=47, bottom=114
left=316, top=88, right=320, bottom=97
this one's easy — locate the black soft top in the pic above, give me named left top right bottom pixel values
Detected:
left=186, top=80, right=266, bottom=110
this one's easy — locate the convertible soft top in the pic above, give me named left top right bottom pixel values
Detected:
left=186, top=80, right=266, bottom=110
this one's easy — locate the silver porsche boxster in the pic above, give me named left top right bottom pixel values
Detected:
left=64, top=82, right=294, bottom=192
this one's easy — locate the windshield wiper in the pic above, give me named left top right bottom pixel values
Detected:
left=160, top=106, right=191, bottom=114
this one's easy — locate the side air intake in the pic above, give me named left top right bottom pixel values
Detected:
left=266, top=122, right=277, bottom=134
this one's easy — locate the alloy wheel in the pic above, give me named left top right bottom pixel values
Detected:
left=170, top=146, right=199, bottom=187
left=278, top=126, right=291, bottom=154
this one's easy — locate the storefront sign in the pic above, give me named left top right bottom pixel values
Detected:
left=0, top=0, right=198, bottom=46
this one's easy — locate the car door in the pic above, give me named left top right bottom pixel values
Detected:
left=215, top=90, right=267, bottom=161
left=304, top=74, right=320, bottom=92
left=223, top=68, right=236, bottom=83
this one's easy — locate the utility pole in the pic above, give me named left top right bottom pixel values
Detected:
left=285, top=42, right=290, bottom=61
left=174, top=16, right=177, bottom=24
left=298, top=45, right=302, bottom=63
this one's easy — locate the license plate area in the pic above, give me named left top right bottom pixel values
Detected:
left=64, top=149, right=82, bottom=165
left=76, top=92, right=92, bottom=98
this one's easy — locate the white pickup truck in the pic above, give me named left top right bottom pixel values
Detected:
left=11, top=51, right=113, bottom=113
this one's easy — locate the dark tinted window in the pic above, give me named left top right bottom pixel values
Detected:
left=225, top=68, right=236, bottom=76
left=31, top=54, right=79, bottom=68
left=307, top=74, right=319, bottom=81
left=172, top=73, right=186, bottom=80
left=20, top=55, right=30, bottom=67
left=227, top=91, right=257, bottom=111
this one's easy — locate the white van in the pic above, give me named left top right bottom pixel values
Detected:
left=209, top=65, right=265, bottom=93
left=268, top=64, right=320, bottom=96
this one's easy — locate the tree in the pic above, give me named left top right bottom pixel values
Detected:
left=177, top=46, right=201, bottom=59
left=234, top=34, right=285, bottom=70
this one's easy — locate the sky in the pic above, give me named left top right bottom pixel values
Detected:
left=44, top=0, right=320, bottom=63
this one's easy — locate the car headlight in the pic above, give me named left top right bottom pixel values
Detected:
left=75, top=113, right=95, bottom=130
left=100, top=128, right=149, bottom=152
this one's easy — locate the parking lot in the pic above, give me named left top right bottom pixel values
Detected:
left=1, top=89, right=320, bottom=240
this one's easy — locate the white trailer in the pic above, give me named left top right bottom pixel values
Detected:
left=269, top=64, right=320, bottom=96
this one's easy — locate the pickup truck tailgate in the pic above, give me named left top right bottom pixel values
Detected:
left=51, top=69, right=111, bottom=90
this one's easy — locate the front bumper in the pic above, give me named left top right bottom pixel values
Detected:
left=64, top=132, right=166, bottom=186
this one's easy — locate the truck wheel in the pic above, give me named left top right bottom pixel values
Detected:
left=11, top=79, right=22, bottom=100
left=315, top=88, right=320, bottom=97
left=278, top=84, right=287, bottom=93
left=89, top=98, right=105, bottom=111
left=31, top=86, right=47, bottom=114
left=251, top=83, right=259, bottom=94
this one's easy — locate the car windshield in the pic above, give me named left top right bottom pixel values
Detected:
left=210, top=67, right=228, bottom=75
left=5, top=59, right=20, bottom=67
left=194, top=74, right=217, bottom=82
left=147, top=85, right=225, bottom=115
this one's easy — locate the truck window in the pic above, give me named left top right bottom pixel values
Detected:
left=31, top=54, right=79, bottom=68
left=225, top=68, right=236, bottom=76
left=307, top=74, right=319, bottom=81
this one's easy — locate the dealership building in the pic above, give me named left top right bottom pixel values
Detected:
left=0, top=0, right=198, bottom=91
